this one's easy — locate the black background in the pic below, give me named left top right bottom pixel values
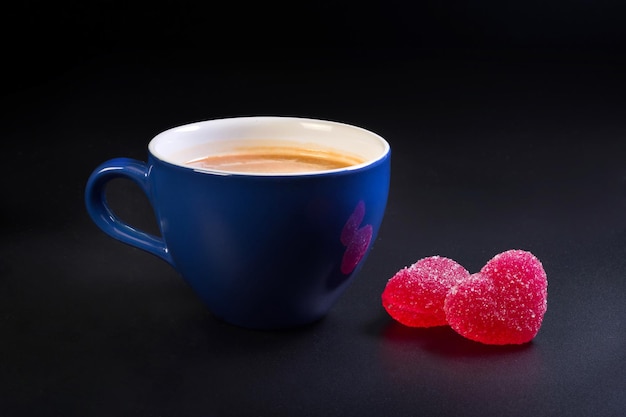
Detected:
left=2, top=1, right=626, bottom=416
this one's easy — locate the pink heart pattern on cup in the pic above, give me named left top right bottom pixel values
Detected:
left=340, top=201, right=373, bottom=275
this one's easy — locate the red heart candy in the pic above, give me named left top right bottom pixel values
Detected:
left=382, top=256, right=470, bottom=327
left=444, top=250, right=548, bottom=345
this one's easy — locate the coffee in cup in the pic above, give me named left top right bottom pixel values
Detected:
left=186, top=145, right=364, bottom=174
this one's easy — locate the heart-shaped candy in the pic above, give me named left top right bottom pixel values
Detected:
left=382, top=256, right=470, bottom=327
left=443, top=250, right=548, bottom=345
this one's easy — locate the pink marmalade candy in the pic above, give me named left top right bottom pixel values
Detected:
left=444, top=250, right=548, bottom=345
left=382, top=256, right=470, bottom=327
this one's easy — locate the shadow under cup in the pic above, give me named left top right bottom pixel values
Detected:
left=85, top=117, right=391, bottom=329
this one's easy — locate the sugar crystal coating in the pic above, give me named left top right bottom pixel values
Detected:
left=444, top=250, right=548, bottom=345
left=382, top=256, right=470, bottom=327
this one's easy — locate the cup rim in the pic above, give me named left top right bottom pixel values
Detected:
left=148, top=116, right=390, bottom=177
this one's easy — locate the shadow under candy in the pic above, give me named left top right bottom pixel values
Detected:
left=380, top=319, right=534, bottom=358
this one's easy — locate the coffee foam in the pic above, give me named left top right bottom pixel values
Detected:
left=185, top=144, right=365, bottom=174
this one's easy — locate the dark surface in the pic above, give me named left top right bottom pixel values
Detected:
left=2, top=2, right=626, bottom=416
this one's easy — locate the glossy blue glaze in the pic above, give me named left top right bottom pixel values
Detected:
left=85, top=120, right=390, bottom=329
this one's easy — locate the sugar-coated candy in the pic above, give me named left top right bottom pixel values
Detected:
left=382, top=256, right=470, bottom=327
left=444, top=250, right=548, bottom=345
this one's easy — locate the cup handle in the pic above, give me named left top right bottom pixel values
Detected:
left=85, top=157, right=175, bottom=267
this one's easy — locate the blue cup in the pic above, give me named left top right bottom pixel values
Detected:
left=85, top=117, right=391, bottom=329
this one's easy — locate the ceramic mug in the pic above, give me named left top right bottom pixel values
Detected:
left=85, top=116, right=391, bottom=329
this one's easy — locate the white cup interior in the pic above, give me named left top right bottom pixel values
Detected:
left=148, top=117, right=390, bottom=176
